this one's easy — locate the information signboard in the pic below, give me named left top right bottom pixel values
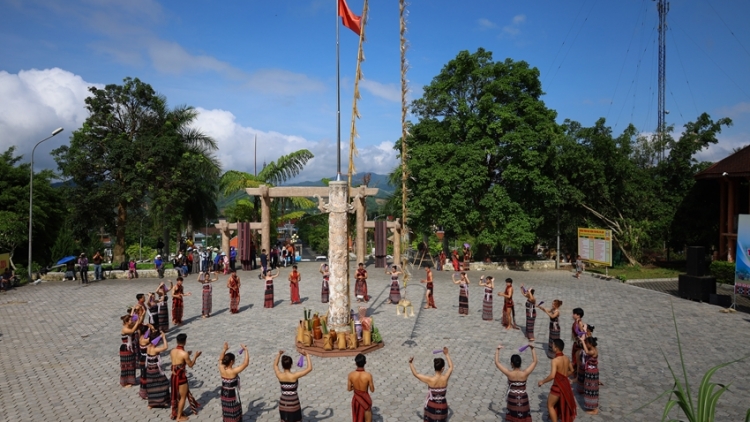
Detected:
left=577, top=228, right=612, bottom=266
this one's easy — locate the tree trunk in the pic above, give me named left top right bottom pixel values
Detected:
left=114, top=202, right=127, bottom=263
left=162, top=226, right=171, bottom=261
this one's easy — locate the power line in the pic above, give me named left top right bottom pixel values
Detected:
left=546, top=0, right=598, bottom=86
left=703, top=0, right=750, bottom=61
left=542, top=0, right=588, bottom=85
left=668, top=26, right=700, bottom=117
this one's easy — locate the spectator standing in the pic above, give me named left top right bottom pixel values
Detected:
left=229, top=246, right=237, bottom=271
left=260, top=249, right=268, bottom=274
left=93, top=251, right=104, bottom=281
left=128, top=259, right=139, bottom=279
left=250, top=242, right=258, bottom=270
left=78, top=253, right=89, bottom=284
left=154, top=254, right=165, bottom=278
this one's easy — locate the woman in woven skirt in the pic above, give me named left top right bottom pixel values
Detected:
left=494, top=343, right=538, bottom=422
left=120, top=311, right=144, bottom=387
left=137, top=325, right=152, bottom=399
left=409, top=347, right=453, bottom=421
left=479, top=276, right=494, bottom=321
left=274, top=350, right=313, bottom=422
left=385, top=265, right=403, bottom=304
left=579, top=335, right=600, bottom=415
left=219, top=342, right=249, bottom=422
left=319, top=263, right=330, bottom=303
left=538, top=300, right=562, bottom=359
left=452, top=272, right=470, bottom=315
left=145, top=330, right=170, bottom=409
left=264, top=268, right=280, bottom=308
left=156, top=281, right=172, bottom=332
left=227, top=270, right=241, bottom=314
left=199, top=271, right=219, bottom=318
left=520, top=285, right=537, bottom=341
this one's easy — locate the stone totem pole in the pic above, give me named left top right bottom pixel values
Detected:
left=319, top=180, right=353, bottom=332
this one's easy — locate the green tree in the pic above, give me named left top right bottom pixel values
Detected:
left=402, top=48, right=562, bottom=253
left=0, top=147, right=65, bottom=268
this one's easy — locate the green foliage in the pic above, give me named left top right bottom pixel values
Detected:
left=125, top=244, right=157, bottom=261
left=296, top=214, right=329, bottom=255
left=50, top=224, right=77, bottom=261
left=709, top=261, right=736, bottom=285
left=635, top=301, right=749, bottom=421
left=371, top=325, right=382, bottom=343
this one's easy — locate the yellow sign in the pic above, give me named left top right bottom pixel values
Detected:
left=0, top=253, right=9, bottom=272
left=577, top=228, right=612, bottom=266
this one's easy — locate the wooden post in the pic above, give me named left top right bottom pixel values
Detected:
left=720, top=180, right=727, bottom=259
left=392, top=226, right=401, bottom=267
left=355, top=187, right=366, bottom=265
left=260, top=185, right=271, bottom=256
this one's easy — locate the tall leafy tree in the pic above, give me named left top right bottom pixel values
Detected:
left=402, top=48, right=562, bottom=252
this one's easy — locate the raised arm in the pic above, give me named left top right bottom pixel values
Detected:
left=522, top=345, right=538, bottom=377
left=153, top=332, right=169, bottom=354
left=443, top=347, right=454, bottom=379
left=494, top=345, right=512, bottom=376
left=218, top=342, right=229, bottom=370
left=186, top=350, right=202, bottom=368
left=297, top=351, right=313, bottom=377
left=408, top=357, right=431, bottom=384
left=273, top=350, right=283, bottom=377
left=235, top=344, right=250, bottom=373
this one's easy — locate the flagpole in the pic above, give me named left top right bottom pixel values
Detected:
left=336, top=0, right=342, bottom=181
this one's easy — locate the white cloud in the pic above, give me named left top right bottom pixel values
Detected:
left=360, top=79, right=401, bottom=103
left=502, top=14, right=526, bottom=37
left=477, top=18, right=496, bottom=30
left=716, top=101, right=750, bottom=119
left=0, top=68, right=99, bottom=167
left=191, top=108, right=399, bottom=181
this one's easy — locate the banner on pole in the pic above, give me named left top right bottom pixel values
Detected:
left=577, top=228, right=612, bottom=266
left=734, top=215, right=750, bottom=297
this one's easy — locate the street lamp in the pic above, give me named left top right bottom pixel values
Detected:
left=28, top=127, right=64, bottom=282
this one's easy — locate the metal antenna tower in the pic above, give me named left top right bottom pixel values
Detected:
left=656, top=0, right=669, bottom=162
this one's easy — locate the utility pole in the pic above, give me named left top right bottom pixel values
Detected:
left=656, top=0, right=669, bottom=162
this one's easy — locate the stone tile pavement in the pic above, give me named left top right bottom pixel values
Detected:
left=1, top=263, right=749, bottom=421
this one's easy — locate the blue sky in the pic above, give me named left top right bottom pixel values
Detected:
left=1, top=0, right=749, bottom=181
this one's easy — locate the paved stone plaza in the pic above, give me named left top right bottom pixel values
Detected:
left=1, top=262, right=749, bottom=421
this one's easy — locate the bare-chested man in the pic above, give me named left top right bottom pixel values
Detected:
left=170, top=333, right=202, bottom=421
left=420, top=267, right=436, bottom=309
left=538, top=339, right=577, bottom=422
left=348, top=353, right=375, bottom=422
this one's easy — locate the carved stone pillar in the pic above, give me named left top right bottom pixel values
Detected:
left=260, top=185, right=271, bottom=255
left=327, top=181, right=351, bottom=332
left=355, top=187, right=366, bottom=264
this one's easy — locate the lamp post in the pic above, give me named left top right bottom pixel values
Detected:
left=28, top=127, right=64, bottom=282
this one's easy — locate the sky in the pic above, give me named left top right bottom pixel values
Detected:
left=1, top=0, right=749, bottom=182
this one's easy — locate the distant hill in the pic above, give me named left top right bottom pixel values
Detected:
left=289, top=173, right=394, bottom=197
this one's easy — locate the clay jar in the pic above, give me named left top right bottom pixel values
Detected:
left=312, top=315, right=322, bottom=340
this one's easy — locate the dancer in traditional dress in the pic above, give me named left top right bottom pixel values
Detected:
left=421, top=267, right=436, bottom=309
left=479, top=276, right=495, bottom=321
left=494, top=343, right=538, bottom=422
left=538, top=339, right=577, bottom=422
left=348, top=353, right=375, bottom=422
left=274, top=350, right=313, bottom=422
left=171, top=277, right=191, bottom=326
left=538, top=300, right=562, bottom=359
left=521, top=285, right=537, bottom=341
left=170, top=333, right=202, bottom=421
left=145, top=330, right=170, bottom=409
left=137, top=325, right=152, bottom=399
left=199, top=271, right=218, bottom=318
left=462, top=245, right=471, bottom=271
left=218, top=342, right=249, bottom=422
left=264, top=268, right=280, bottom=308
left=499, top=278, right=519, bottom=329
left=579, top=335, right=599, bottom=415
left=409, top=347, right=453, bottom=421
left=156, top=281, right=172, bottom=332
left=570, top=308, right=587, bottom=382
left=451, top=250, right=460, bottom=271
left=385, top=265, right=403, bottom=304
left=355, top=263, right=369, bottom=302
left=319, top=264, right=330, bottom=303
left=288, top=265, right=301, bottom=305
left=452, top=272, right=470, bottom=315
left=120, top=311, right=144, bottom=387
left=227, top=270, right=241, bottom=314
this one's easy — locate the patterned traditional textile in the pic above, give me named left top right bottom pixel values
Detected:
left=502, top=285, right=514, bottom=327
left=221, top=376, right=242, bottom=422
left=355, top=271, right=369, bottom=302
left=289, top=271, right=301, bottom=304
left=426, top=282, right=436, bottom=308
left=423, top=386, right=448, bottom=421
left=229, top=277, right=240, bottom=313
left=322, top=275, right=330, bottom=303
left=583, top=355, right=599, bottom=411
left=505, top=380, right=532, bottom=422
left=170, top=361, right=200, bottom=419
left=172, top=285, right=184, bottom=324
left=525, top=301, right=536, bottom=339
left=139, top=343, right=148, bottom=399
left=352, top=389, right=372, bottom=422
left=389, top=276, right=401, bottom=304
left=458, top=283, right=469, bottom=315
left=119, top=334, right=136, bottom=386
left=145, top=354, right=170, bottom=408
left=547, top=316, right=560, bottom=359
left=279, top=380, right=302, bottom=422
left=549, top=354, right=577, bottom=422
left=157, top=297, right=169, bottom=332
left=482, top=287, right=493, bottom=320
left=264, top=279, right=274, bottom=308
left=202, top=283, right=212, bottom=316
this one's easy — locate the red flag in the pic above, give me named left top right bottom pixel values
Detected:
left=338, top=0, right=361, bottom=35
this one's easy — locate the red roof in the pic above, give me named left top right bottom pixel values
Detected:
left=695, top=144, right=750, bottom=179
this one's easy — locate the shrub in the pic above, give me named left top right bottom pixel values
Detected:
left=709, top=261, right=735, bottom=285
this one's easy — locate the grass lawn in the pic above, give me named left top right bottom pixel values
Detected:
left=588, top=265, right=682, bottom=280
